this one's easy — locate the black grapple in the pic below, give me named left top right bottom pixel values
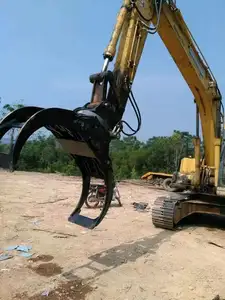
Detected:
left=0, top=70, right=122, bottom=229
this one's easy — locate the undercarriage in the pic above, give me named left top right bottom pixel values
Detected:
left=152, top=191, right=225, bottom=230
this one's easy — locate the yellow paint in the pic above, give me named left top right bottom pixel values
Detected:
left=179, top=158, right=196, bottom=175
left=192, top=137, right=201, bottom=186
left=152, top=3, right=221, bottom=181
left=104, top=0, right=222, bottom=188
left=141, top=171, right=172, bottom=180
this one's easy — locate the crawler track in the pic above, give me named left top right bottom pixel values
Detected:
left=152, top=196, right=177, bottom=229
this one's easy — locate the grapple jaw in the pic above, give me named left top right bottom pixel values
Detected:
left=0, top=106, right=44, bottom=170
left=0, top=67, right=124, bottom=229
left=1, top=104, right=116, bottom=229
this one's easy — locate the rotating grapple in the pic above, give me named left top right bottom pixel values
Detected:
left=0, top=0, right=148, bottom=230
left=0, top=70, right=124, bottom=229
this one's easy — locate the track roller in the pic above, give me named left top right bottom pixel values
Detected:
left=152, top=196, right=178, bottom=230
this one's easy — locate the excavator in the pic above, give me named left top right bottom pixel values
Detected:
left=0, top=0, right=224, bottom=230
left=141, top=132, right=197, bottom=192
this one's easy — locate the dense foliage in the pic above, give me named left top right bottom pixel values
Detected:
left=0, top=130, right=196, bottom=179
left=0, top=101, right=199, bottom=179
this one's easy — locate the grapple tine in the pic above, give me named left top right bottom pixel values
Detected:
left=0, top=106, right=44, bottom=138
left=9, top=106, right=115, bottom=229
left=0, top=106, right=44, bottom=170
left=68, top=167, right=114, bottom=229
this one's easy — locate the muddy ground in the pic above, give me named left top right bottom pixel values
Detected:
left=1, top=171, right=225, bottom=300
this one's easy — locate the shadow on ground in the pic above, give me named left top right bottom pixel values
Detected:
left=17, top=213, right=225, bottom=299
left=63, top=229, right=174, bottom=282
left=178, top=213, right=225, bottom=231
left=63, top=212, right=225, bottom=283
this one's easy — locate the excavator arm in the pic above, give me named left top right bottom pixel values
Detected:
left=89, top=0, right=223, bottom=189
left=89, top=0, right=223, bottom=183
left=151, top=1, right=223, bottom=188
left=0, top=0, right=223, bottom=229
left=104, top=0, right=223, bottom=181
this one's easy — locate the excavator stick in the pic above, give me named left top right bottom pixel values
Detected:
left=0, top=106, right=44, bottom=169
left=2, top=105, right=115, bottom=229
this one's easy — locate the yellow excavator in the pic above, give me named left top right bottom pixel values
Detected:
left=0, top=0, right=224, bottom=230
left=141, top=132, right=197, bottom=192
left=141, top=171, right=174, bottom=191
left=141, top=159, right=196, bottom=192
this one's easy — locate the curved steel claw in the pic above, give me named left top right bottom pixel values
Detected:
left=0, top=106, right=44, bottom=169
left=68, top=169, right=114, bottom=229
left=9, top=106, right=115, bottom=229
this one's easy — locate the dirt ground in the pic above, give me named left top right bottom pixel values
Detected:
left=1, top=171, right=225, bottom=300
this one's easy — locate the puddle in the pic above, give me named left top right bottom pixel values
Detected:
left=28, top=263, right=62, bottom=277
left=14, top=277, right=94, bottom=300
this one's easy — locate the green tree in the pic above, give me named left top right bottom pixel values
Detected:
left=0, top=100, right=197, bottom=179
left=0, top=101, right=25, bottom=151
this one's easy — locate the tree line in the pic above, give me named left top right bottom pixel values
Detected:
left=0, top=102, right=197, bottom=179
